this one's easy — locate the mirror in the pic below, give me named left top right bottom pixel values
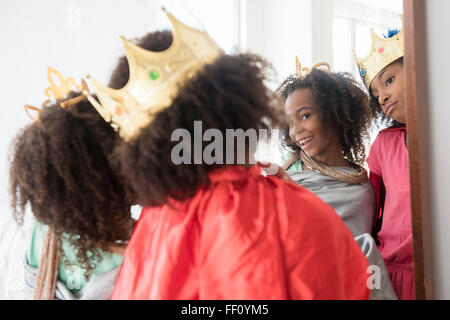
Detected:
left=0, top=0, right=431, bottom=299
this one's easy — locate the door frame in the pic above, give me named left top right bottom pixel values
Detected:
left=403, top=0, right=434, bottom=300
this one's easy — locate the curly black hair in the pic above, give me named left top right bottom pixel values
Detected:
left=277, top=69, right=372, bottom=166
left=9, top=92, right=134, bottom=278
left=109, top=32, right=282, bottom=207
left=368, top=57, right=404, bottom=128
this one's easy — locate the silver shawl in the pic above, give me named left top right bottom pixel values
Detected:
left=289, top=168, right=398, bottom=300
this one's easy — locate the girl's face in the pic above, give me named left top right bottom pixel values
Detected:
left=285, top=88, right=343, bottom=166
left=370, top=60, right=406, bottom=124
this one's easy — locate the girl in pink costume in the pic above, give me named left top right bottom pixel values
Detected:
left=354, top=26, right=415, bottom=300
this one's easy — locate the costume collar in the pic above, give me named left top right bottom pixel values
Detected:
left=380, top=124, right=406, bottom=133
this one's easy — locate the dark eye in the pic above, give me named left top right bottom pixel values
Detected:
left=386, top=76, right=394, bottom=86
left=301, top=114, right=310, bottom=120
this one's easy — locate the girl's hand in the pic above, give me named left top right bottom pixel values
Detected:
left=257, top=161, right=294, bottom=183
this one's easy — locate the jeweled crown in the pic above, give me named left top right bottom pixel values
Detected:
left=353, top=15, right=404, bottom=89
left=87, top=8, right=223, bottom=141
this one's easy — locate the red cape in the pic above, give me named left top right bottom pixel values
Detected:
left=112, top=166, right=369, bottom=300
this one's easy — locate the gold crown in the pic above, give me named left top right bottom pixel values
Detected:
left=86, top=8, right=223, bottom=141
left=24, top=67, right=87, bottom=122
left=353, top=15, right=404, bottom=89
left=295, top=57, right=331, bottom=77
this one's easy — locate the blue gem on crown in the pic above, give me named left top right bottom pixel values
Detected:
left=360, top=67, right=366, bottom=77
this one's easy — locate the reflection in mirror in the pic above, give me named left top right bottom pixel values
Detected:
left=254, top=0, right=413, bottom=301
left=2, top=0, right=428, bottom=301
left=331, top=0, right=404, bottom=147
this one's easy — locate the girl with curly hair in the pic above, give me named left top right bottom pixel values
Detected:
left=107, top=12, right=370, bottom=300
left=9, top=27, right=179, bottom=299
left=9, top=90, right=135, bottom=299
left=278, top=64, right=397, bottom=299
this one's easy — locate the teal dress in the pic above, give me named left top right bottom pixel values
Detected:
left=285, top=156, right=303, bottom=173
left=26, top=221, right=123, bottom=297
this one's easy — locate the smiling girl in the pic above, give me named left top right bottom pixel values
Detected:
left=278, top=63, right=397, bottom=299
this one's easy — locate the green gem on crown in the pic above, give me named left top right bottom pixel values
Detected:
left=149, top=70, right=160, bottom=80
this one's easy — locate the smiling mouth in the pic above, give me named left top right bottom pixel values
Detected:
left=385, top=102, right=398, bottom=117
left=297, top=137, right=313, bottom=149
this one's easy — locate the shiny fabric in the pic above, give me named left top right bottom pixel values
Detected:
left=287, top=165, right=375, bottom=237
left=112, top=166, right=370, bottom=300
left=287, top=165, right=397, bottom=300
left=366, top=126, right=415, bottom=300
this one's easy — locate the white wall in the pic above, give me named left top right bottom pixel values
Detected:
left=311, top=0, right=334, bottom=65
left=425, top=0, right=450, bottom=300
left=335, top=0, right=402, bottom=25
left=240, top=0, right=333, bottom=87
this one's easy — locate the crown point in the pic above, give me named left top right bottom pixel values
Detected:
left=80, top=78, right=89, bottom=92
left=87, top=9, right=222, bottom=141
left=353, top=15, right=404, bottom=89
